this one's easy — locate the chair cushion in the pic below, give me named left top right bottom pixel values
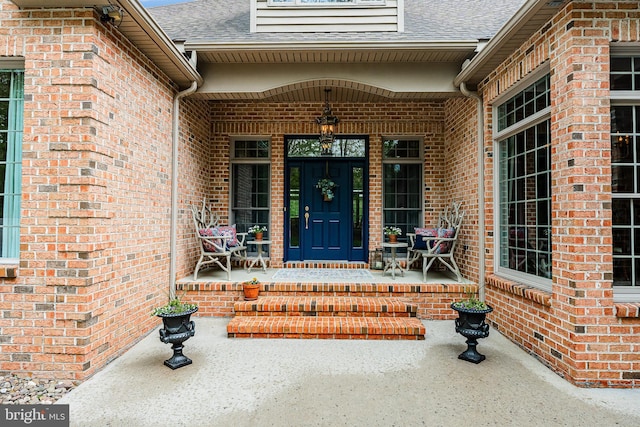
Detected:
left=413, top=228, right=438, bottom=250
left=199, top=228, right=223, bottom=252
left=216, top=225, right=239, bottom=248
left=434, top=228, right=456, bottom=254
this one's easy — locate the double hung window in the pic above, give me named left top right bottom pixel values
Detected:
left=610, top=52, right=640, bottom=300
left=0, top=69, right=23, bottom=259
left=382, top=139, right=422, bottom=245
left=495, top=73, right=552, bottom=289
left=230, top=139, right=271, bottom=236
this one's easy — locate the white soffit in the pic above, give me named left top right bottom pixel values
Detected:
left=194, top=62, right=463, bottom=101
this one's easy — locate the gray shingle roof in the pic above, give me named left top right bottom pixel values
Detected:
left=149, top=0, right=526, bottom=44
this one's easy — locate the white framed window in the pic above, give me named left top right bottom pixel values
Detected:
left=610, top=50, right=640, bottom=302
left=494, top=71, right=552, bottom=291
left=0, top=68, right=23, bottom=260
left=230, top=138, right=271, bottom=238
left=268, top=0, right=385, bottom=6
left=382, top=138, right=422, bottom=247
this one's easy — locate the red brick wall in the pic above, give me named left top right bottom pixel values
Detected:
left=444, top=97, right=481, bottom=283
left=479, top=1, right=640, bottom=387
left=175, top=98, right=213, bottom=279
left=0, top=1, right=183, bottom=379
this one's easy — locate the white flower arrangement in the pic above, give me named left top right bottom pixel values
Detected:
left=383, top=226, right=402, bottom=236
left=248, top=225, right=267, bottom=234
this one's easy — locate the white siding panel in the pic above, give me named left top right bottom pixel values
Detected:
left=254, top=0, right=401, bottom=33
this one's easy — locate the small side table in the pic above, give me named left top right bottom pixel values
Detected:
left=245, top=240, right=271, bottom=273
left=382, top=242, right=408, bottom=279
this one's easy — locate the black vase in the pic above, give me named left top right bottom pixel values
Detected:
left=157, top=307, right=198, bottom=369
left=451, top=303, right=493, bottom=364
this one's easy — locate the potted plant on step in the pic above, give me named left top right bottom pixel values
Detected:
left=450, top=293, right=493, bottom=364
left=242, top=277, right=261, bottom=301
left=152, top=297, right=198, bottom=369
left=384, top=226, right=402, bottom=243
left=248, top=225, right=267, bottom=241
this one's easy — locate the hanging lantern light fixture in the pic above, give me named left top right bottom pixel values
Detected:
left=316, top=88, right=339, bottom=156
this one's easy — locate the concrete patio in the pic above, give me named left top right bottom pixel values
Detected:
left=58, top=318, right=640, bottom=426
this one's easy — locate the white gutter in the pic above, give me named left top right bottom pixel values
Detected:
left=169, top=79, right=198, bottom=299
left=459, top=81, right=486, bottom=301
left=186, top=40, right=480, bottom=52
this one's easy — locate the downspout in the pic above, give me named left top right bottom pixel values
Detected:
left=459, top=81, right=486, bottom=301
left=169, top=79, right=198, bottom=299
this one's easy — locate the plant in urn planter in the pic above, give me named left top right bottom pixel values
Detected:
left=242, top=277, right=261, bottom=301
left=450, top=292, right=493, bottom=364
left=152, top=297, right=198, bottom=369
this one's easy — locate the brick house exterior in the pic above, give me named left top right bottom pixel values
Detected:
left=1, top=0, right=639, bottom=388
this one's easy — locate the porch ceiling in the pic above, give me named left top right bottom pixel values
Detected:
left=192, top=45, right=474, bottom=102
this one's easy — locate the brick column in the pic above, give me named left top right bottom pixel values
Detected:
left=549, top=6, right=614, bottom=386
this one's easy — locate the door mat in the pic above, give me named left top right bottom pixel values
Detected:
left=271, top=268, right=374, bottom=282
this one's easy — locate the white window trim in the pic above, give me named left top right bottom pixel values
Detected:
left=492, top=74, right=553, bottom=293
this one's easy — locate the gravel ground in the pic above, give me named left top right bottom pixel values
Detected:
left=0, top=375, right=77, bottom=405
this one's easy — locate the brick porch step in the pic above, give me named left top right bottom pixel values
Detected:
left=228, top=296, right=425, bottom=340
left=233, top=296, right=417, bottom=317
left=227, top=316, right=426, bottom=340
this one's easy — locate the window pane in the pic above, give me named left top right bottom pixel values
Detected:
left=289, top=167, right=300, bottom=247
left=612, top=165, right=634, bottom=193
left=383, top=163, right=421, bottom=248
left=234, top=139, right=269, bottom=158
left=232, top=163, right=270, bottom=235
left=383, top=139, right=420, bottom=159
left=352, top=167, right=363, bottom=248
left=288, top=137, right=365, bottom=157
left=0, top=70, right=23, bottom=258
left=496, top=75, right=551, bottom=131
left=498, top=105, right=551, bottom=280
left=610, top=95, right=640, bottom=287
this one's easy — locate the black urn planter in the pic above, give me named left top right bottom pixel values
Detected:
left=451, top=303, right=493, bottom=364
left=157, top=307, right=198, bottom=369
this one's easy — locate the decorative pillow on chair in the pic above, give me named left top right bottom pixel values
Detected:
left=216, top=225, right=238, bottom=248
left=434, top=228, right=456, bottom=254
left=199, top=228, right=224, bottom=253
left=413, top=228, right=438, bottom=250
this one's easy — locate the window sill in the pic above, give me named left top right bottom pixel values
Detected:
left=487, top=274, right=552, bottom=307
left=614, top=303, right=640, bottom=318
left=0, top=264, right=18, bottom=278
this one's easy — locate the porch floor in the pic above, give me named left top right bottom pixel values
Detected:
left=179, top=266, right=470, bottom=285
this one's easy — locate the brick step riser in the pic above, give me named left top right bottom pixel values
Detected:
left=282, top=262, right=369, bottom=269
left=229, top=333, right=425, bottom=340
left=233, top=312, right=415, bottom=317
left=226, top=316, right=426, bottom=340
left=233, top=297, right=418, bottom=318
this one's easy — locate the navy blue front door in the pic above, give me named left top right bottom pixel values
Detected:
left=285, top=159, right=367, bottom=262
